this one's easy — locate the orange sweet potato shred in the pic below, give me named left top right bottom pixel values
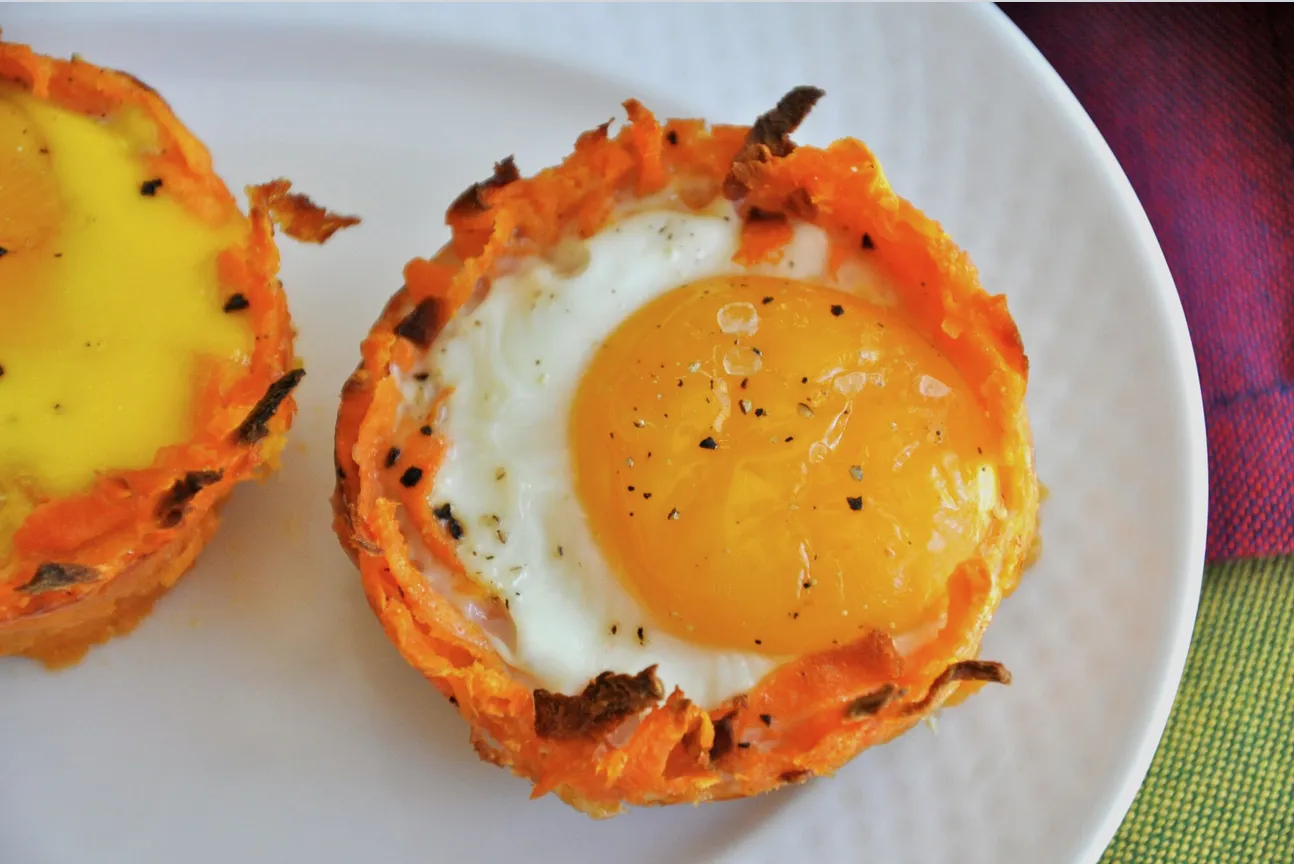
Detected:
left=0, top=41, right=357, bottom=666
left=333, top=87, right=1040, bottom=817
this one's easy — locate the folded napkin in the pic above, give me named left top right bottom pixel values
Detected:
left=1004, top=4, right=1294, bottom=562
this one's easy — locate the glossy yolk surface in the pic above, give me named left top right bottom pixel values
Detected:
left=0, top=85, right=249, bottom=557
left=572, top=274, right=997, bottom=655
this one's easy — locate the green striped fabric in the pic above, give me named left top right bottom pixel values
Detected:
left=1101, top=558, right=1294, bottom=862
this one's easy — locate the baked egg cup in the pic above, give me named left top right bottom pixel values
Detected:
left=333, top=88, right=1039, bottom=816
left=0, top=38, right=357, bottom=666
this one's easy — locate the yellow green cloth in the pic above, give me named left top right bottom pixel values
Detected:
left=1102, top=558, right=1294, bottom=862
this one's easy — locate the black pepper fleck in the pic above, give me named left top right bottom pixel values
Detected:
left=830, top=304, right=844, bottom=317
left=754, top=407, right=766, bottom=417
left=399, top=467, right=424, bottom=488
left=222, top=293, right=250, bottom=313
left=762, top=296, right=774, bottom=304
left=699, top=436, right=718, bottom=450
left=139, top=178, right=163, bottom=196
left=760, top=713, right=772, bottom=726
left=385, top=447, right=401, bottom=468
left=861, top=232, right=875, bottom=250
left=420, top=425, right=433, bottom=436
left=847, top=496, right=864, bottom=511
left=0, top=247, right=7, bottom=258
left=665, top=129, right=679, bottom=145
left=637, top=626, right=645, bottom=644
left=432, top=502, right=464, bottom=539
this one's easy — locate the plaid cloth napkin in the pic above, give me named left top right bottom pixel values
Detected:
left=1003, top=4, right=1294, bottom=861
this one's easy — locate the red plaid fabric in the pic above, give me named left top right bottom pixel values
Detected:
left=1004, top=4, right=1294, bottom=562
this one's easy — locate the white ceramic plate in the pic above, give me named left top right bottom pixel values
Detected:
left=0, top=5, right=1207, bottom=864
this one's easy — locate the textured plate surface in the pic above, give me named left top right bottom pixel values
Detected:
left=0, top=5, right=1206, bottom=864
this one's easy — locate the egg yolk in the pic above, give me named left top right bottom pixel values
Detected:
left=0, top=85, right=249, bottom=557
left=572, top=274, right=997, bottom=655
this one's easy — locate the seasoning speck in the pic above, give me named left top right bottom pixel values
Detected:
left=634, top=418, right=646, bottom=428
left=762, top=296, right=774, bottom=305
left=420, top=425, right=434, bottom=436
left=861, top=232, right=875, bottom=250
left=830, top=304, right=844, bottom=317
left=699, top=436, right=718, bottom=450
left=637, top=626, right=646, bottom=644
left=754, top=407, right=766, bottom=417
left=384, top=447, right=401, bottom=468
left=796, top=402, right=815, bottom=418
left=222, top=293, right=250, bottom=313
left=0, top=247, right=7, bottom=258
left=399, top=466, right=424, bottom=488
left=432, top=502, right=464, bottom=539
left=739, top=399, right=752, bottom=415
left=847, top=496, right=864, bottom=511
left=139, top=178, right=163, bottom=196
left=668, top=508, right=680, bottom=520
left=850, top=465, right=864, bottom=481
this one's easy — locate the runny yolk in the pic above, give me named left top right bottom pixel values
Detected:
left=571, top=274, right=998, bottom=656
left=0, top=85, right=249, bottom=557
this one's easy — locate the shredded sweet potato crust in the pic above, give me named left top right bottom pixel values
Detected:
left=333, top=88, right=1039, bottom=816
left=0, top=40, right=357, bottom=663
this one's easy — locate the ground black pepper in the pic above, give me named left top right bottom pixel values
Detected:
left=222, top=293, right=249, bottom=313
left=385, top=447, right=401, bottom=468
left=861, top=232, right=875, bottom=250
left=399, top=466, right=424, bottom=488
left=432, top=502, right=464, bottom=539
left=139, top=178, right=163, bottom=196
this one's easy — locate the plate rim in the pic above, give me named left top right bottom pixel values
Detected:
left=985, top=6, right=1209, bottom=863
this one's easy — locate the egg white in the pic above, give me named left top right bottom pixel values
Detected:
left=398, top=198, right=900, bottom=707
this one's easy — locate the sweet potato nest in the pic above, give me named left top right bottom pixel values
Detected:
left=0, top=39, right=357, bottom=666
left=333, top=87, right=1039, bottom=816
